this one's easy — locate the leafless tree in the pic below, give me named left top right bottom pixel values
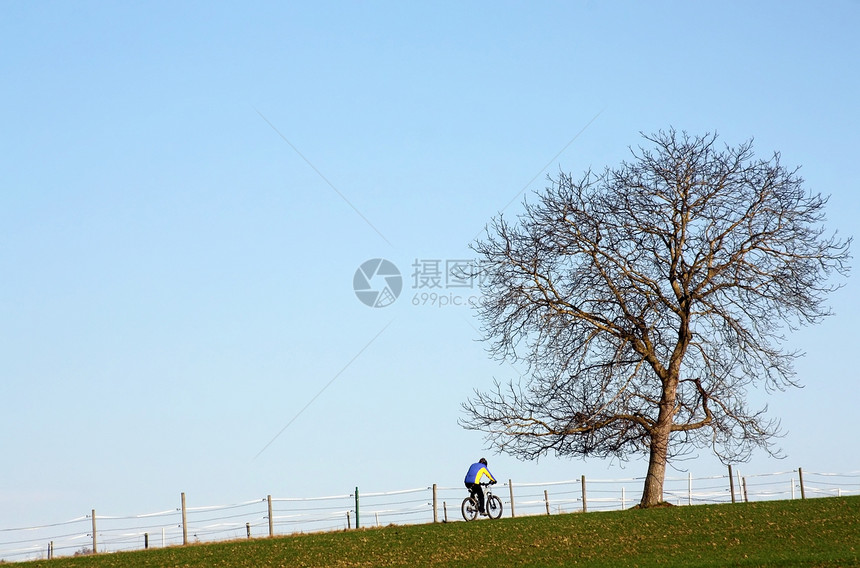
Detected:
left=462, top=129, right=851, bottom=507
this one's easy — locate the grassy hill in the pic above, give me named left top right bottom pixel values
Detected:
left=7, top=496, right=859, bottom=567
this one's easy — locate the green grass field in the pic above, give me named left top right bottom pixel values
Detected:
left=7, top=496, right=859, bottom=567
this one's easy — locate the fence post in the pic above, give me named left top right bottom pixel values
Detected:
left=144, top=532, right=149, bottom=549
left=728, top=465, right=735, bottom=503
left=737, top=469, right=743, bottom=500
left=544, top=490, right=550, bottom=515
left=581, top=475, right=587, bottom=513
left=742, top=477, right=749, bottom=503
left=91, top=509, right=97, bottom=554
left=432, top=484, right=438, bottom=523
left=443, top=501, right=448, bottom=522
left=354, top=487, right=360, bottom=529
left=509, top=479, right=516, bottom=518
left=621, top=487, right=626, bottom=510
left=346, top=512, right=351, bottom=529
left=246, top=523, right=251, bottom=538
left=688, top=472, right=692, bottom=505
left=798, top=468, right=806, bottom=500
left=267, top=495, right=274, bottom=537
left=48, top=541, right=53, bottom=559
left=181, top=492, right=188, bottom=545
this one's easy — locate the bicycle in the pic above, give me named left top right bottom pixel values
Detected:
left=461, top=482, right=503, bottom=521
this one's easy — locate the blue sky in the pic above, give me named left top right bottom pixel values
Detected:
left=2, top=1, right=859, bottom=529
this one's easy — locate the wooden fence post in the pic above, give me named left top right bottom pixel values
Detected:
left=144, top=533, right=149, bottom=549
left=581, top=476, right=587, bottom=513
left=267, top=495, right=274, bottom=537
left=246, top=523, right=251, bottom=538
left=181, top=493, right=188, bottom=545
left=798, top=468, right=806, bottom=499
left=443, top=501, right=448, bottom=522
left=742, top=477, right=749, bottom=503
left=544, top=490, right=550, bottom=515
left=509, top=479, right=516, bottom=518
left=728, top=465, right=736, bottom=503
left=91, top=510, right=97, bottom=554
left=432, top=484, right=438, bottom=523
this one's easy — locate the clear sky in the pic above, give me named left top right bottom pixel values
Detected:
left=2, top=1, right=859, bottom=529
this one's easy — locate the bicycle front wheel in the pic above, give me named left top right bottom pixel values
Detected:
left=486, top=494, right=503, bottom=519
left=461, top=496, right=478, bottom=521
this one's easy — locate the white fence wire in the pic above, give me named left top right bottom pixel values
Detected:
left=2, top=468, right=858, bottom=562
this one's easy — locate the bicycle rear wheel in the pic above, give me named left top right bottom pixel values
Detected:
left=461, top=496, right=478, bottom=521
left=486, top=494, right=503, bottom=519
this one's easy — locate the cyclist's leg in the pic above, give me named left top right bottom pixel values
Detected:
left=467, top=483, right=483, bottom=512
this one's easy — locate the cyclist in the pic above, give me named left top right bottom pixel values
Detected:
left=464, top=458, right=497, bottom=515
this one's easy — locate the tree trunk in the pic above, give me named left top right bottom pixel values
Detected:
left=640, top=427, right=669, bottom=507
left=639, top=386, right=676, bottom=507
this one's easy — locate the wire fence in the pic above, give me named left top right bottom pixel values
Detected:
left=2, top=468, right=858, bottom=562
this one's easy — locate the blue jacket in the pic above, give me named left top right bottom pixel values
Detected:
left=464, top=462, right=496, bottom=485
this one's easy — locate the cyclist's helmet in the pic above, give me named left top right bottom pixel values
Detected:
left=479, top=458, right=488, bottom=465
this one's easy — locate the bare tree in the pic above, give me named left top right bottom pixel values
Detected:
left=462, top=129, right=851, bottom=507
